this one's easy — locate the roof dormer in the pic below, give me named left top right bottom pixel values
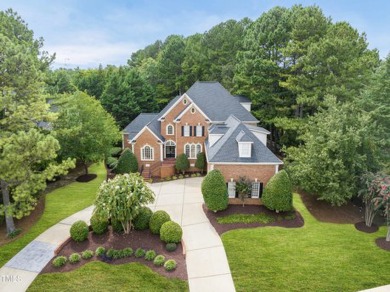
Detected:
left=236, top=130, right=253, bottom=158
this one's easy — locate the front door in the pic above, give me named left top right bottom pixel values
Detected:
left=166, top=145, right=176, bottom=158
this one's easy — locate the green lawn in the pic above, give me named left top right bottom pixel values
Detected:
left=27, top=262, right=188, bottom=292
left=217, top=213, right=274, bottom=224
left=223, top=194, right=390, bottom=292
left=0, top=163, right=106, bottom=267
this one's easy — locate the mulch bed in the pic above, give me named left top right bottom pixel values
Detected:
left=41, top=227, right=187, bottom=280
left=354, top=221, right=379, bottom=233
left=375, top=237, right=390, bottom=252
left=203, top=204, right=304, bottom=235
left=300, top=192, right=364, bottom=224
left=76, top=173, right=97, bottom=183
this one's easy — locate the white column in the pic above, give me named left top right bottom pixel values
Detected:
left=160, top=143, right=163, bottom=161
left=275, top=164, right=279, bottom=174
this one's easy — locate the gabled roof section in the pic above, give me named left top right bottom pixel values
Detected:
left=206, top=115, right=282, bottom=164
left=123, top=113, right=163, bottom=141
left=157, top=94, right=188, bottom=121
left=233, top=95, right=251, bottom=103
left=186, top=82, right=258, bottom=122
left=174, top=102, right=210, bottom=122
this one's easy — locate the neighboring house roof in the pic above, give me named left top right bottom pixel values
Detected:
left=233, top=94, right=251, bottom=103
left=123, top=113, right=160, bottom=141
left=206, top=115, right=282, bottom=164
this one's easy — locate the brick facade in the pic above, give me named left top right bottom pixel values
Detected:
left=211, top=164, right=278, bottom=186
left=130, top=128, right=162, bottom=170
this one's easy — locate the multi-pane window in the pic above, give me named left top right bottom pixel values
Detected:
left=183, top=125, right=190, bottom=137
left=196, top=125, right=203, bottom=137
left=184, top=143, right=202, bottom=159
left=141, top=145, right=154, bottom=161
left=166, top=124, right=174, bottom=135
left=239, top=143, right=252, bottom=158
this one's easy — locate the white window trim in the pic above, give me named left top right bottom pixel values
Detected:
left=183, top=125, right=190, bottom=137
left=166, top=124, right=174, bottom=135
left=141, top=144, right=154, bottom=161
left=184, top=143, right=202, bottom=159
left=196, top=125, right=203, bottom=137
left=238, top=142, right=252, bottom=158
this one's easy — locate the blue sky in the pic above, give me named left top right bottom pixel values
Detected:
left=1, top=0, right=389, bottom=68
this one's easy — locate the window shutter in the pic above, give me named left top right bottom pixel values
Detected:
left=181, top=126, right=184, bottom=136
left=190, top=126, right=192, bottom=136
left=202, top=126, right=205, bottom=136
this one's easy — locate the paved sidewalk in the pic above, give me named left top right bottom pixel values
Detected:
left=148, top=178, right=236, bottom=292
left=0, top=178, right=235, bottom=292
left=0, top=206, right=94, bottom=292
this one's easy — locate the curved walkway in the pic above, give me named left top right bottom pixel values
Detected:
left=0, top=177, right=235, bottom=292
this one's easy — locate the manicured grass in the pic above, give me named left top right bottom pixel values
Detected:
left=223, top=194, right=390, bottom=292
left=217, top=213, right=274, bottom=224
left=27, top=262, right=188, bottom=292
left=0, top=163, right=106, bottom=267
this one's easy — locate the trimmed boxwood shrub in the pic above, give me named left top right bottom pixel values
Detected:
left=133, top=207, right=153, bottom=230
left=149, top=210, right=171, bottom=235
left=111, top=218, right=123, bottom=233
left=52, top=256, right=67, bottom=268
left=69, top=253, right=81, bottom=264
left=106, top=248, right=115, bottom=259
left=201, top=170, right=228, bottom=212
left=122, top=247, right=133, bottom=257
left=134, top=248, right=145, bottom=258
left=175, top=153, right=189, bottom=174
left=153, top=255, right=165, bottom=266
left=81, top=250, right=94, bottom=260
left=165, top=243, right=177, bottom=252
left=144, top=250, right=157, bottom=261
left=70, top=220, right=89, bottom=242
left=90, top=214, right=109, bottom=235
left=95, top=246, right=106, bottom=257
left=113, top=148, right=138, bottom=174
left=262, top=170, right=293, bottom=212
left=160, top=221, right=182, bottom=243
left=164, top=259, right=177, bottom=271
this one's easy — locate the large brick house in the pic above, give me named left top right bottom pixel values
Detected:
left=122, top=81, right=282, bottom=190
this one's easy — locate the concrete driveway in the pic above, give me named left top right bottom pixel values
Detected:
left=147, top=178, right=236, bottom=292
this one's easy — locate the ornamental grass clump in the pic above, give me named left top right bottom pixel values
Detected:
left=164, top=259, right=177, bottom=271
left=69, top=253, right=81, bottom=264
left=153, top=255, right=165, bottom=266
left=52, top=256, right=67, bottom=268
left=144, top=250, right=157, bottom=261
left=81, top=250, right=94, bottom=260
left=134, top=248, right=146, bottom=258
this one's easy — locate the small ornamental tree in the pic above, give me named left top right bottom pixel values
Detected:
left=93, top=173, right=155, bottom=234
left=201, top=170, right=228, bottom=212
left=195, top=152, right=206, bottom=174
left=236, top=176, right=252, bottom=207
left=370, top=173, right=390, bottom=241
left=262, top=170, right=293, bottom=212
left=175, top=154, right=190, bottom=174
left=113, top=148, right=138, bottom=174
left=359, top=172, right=381, bottom=227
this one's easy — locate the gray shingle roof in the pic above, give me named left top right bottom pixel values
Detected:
left=236, top=131, right=253, bottom=142
left=234, top=95, right=251, bottom=103
left=186, top=82, right=258, bottom=122
left=206, top=115, right=282, bottom=164
left=209, top=125, right=229, bottom=135
left=158, top=95, right=180, bottom=119
left=123, top=113, right=160, bottom=141
left=245, top=124, right=270, bottom=135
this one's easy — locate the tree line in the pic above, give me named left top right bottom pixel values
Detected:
left=1, top=5, right=389, bottom=235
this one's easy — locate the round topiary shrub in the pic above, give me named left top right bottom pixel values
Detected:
left=70, top=220, right=89, bottom=242
left=134, top=248, right=145, bottom=258
left=144, top=250, right=157, bottom=261
left=113, top=148, right=138, bottom=174
left=165, top=243, right=177, bottom=252
left=95, top=246, right=106, bottom=257
left=149, top=210, right=171, bottom=235
left=81, top=250, right=94, bottom=260
left=201, top=170, right=228, bottom=212
left=262, top=170, right=293, bottom=212
left=111, top=218, right=123, bottom=233
left=69, top=253, right=81, bottom=264
left=52, top=256, right=67, bottom=268
left=164, top=259, right=177, bottom=271
left=160, top=221, right=182, bottom=243
left=153, top=255, right=165, bottom=266
left=133, top=207, right=153, bottom=230
left=90, top=214, right=109, bottom=235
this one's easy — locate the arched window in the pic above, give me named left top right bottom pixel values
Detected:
left=141, top=145, right=154, bottom=161
left=166, top=124, right=174, bottom=135
left=184, top=143, right=202, bottom=159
